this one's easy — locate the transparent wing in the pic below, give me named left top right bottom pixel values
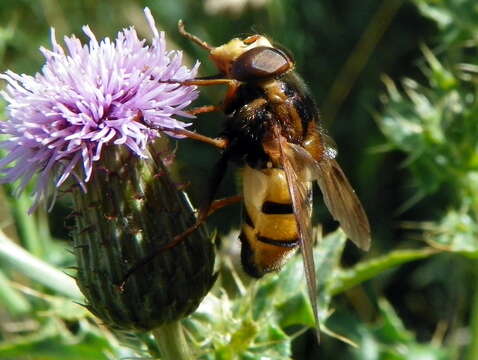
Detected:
left=315, top=158, right=371, bottom=250
left=272, top=124, right=320, bottom=342
left=287, top=142, right=371, bottom=251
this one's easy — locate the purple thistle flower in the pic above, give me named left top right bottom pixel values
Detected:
left=0, top=8, right=199, bottom=211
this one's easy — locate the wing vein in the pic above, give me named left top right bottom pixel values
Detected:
left=272, top=124, right=321, bottom=342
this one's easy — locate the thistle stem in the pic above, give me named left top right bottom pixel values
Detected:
left=152, top=321, right=192, bottom=360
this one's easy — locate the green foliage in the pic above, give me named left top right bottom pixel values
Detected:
left=379, top=44, right=478, bottom=206
left=413, top=0, right=478, bottom=47
left=2, top=0, right=478, bottom=359
left=351, top=299, right=456, bottom=360
left=377, top=2, right=478, bottom=360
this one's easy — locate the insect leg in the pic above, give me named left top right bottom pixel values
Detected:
left=183, top=78, right=239, bottom=89
left=167, top=128, right=228, bottom=149
left=160, top=76, right=238, bottom=112
left=134, top=107, right=225, bottom=148
left=188, top=105, right=221, bottom=116
left=159, top=77, right=238, bottom=90
left=183, top=78, right=239, bottom=111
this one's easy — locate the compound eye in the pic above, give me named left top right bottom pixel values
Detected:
left=231, top=46, right=292, bottom=81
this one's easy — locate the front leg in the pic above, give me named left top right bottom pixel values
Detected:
left=133, top=107, right=227, bottom=149
left=180, top=77, right=240, bottom=113
left=188, top=105, right=221, bottom=116
left=167, top=128, right=228, bottom=149
left=183, top=78, right=239, bottom=89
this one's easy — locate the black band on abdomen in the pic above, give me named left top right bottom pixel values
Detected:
left=261, top=201, right=293, bottom=214
left=257, top=235, right=299, bottom=248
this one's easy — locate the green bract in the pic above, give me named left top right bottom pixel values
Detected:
left=72, top=143, right=215, bottom=330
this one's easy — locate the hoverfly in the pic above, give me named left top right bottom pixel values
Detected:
left=124, top=23, right=371, bottom=340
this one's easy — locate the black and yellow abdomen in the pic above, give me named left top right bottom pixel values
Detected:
left=240, top=165, right=311, bottom=278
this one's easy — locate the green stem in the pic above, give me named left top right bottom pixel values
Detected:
left=13, top=193, right=43, bottom=257
left=153, top=321, right=192, bottom=360
left=466, top=263, right=478, bottom=360
left=0, top=271, right=31, bottom=315
left=0, top=229, right=84, bottom=301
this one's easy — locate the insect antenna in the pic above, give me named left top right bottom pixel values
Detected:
left=178, top=20, right=213, bottom=51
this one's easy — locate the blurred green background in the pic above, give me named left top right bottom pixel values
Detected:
left=1, top=0, right=478, bottom=359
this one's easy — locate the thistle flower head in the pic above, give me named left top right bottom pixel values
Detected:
left=0, top=8, right=198, bottom=210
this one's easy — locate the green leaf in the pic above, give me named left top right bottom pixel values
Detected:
left=331, top=248, right=438, bottom=296
left=350, top=298, right=455, bottom=360
left=0, top=320, right=115, bottom=360
left=375, top=299, right=413, bottom=344
left=424, top=209, right=478, bottom=257
left=215, top=319, right=258, bottom=360
left=277, top=294, right=313, bottom=329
